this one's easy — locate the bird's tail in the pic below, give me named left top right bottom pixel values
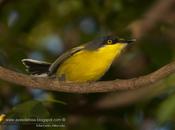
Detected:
left=22, top=59, right=51, bottom=76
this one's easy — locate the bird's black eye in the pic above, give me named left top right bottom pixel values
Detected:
left=107, top=40, right=113, bottom=45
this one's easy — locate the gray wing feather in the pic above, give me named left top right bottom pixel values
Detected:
left=48, top=46, right=84, bottom=75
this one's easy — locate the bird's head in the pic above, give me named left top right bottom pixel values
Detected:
left=85, top=36, right=136, bottom=50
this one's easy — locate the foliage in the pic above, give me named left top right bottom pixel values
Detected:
left=0, top=0, right=175, bottom=130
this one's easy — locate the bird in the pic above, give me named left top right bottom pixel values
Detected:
left=22, top=36, right=135, bottom=83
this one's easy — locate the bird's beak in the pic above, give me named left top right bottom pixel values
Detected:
left=126, top=39, right=136, bottom=44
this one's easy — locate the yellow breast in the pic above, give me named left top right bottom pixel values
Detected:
left=57, top=44, right=127, bottom=82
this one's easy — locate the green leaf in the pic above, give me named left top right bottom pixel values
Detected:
left=8, top=100, right=49, bottom=118
left=41, top=94, right=67, bottom=105
left=43, top=99, right=67, bottom=105
left=156, top=94, right=175, bottom=123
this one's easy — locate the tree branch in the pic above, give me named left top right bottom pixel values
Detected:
left=94, top=76, right=175, bottom=109
left=0, top=61, right=175, bottom=93
left=129, top=0, right=175, bottom=39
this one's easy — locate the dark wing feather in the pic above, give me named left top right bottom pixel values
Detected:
left=48, top=46, right=84, bottom=75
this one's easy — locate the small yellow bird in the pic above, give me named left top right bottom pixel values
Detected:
left=22, top=36, right=135, bottom=83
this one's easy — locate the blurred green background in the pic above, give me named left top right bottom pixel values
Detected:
left=0, top=0, right=175, bottom=130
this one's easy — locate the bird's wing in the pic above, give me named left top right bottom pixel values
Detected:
left=48, top=46, right=84, bottom=75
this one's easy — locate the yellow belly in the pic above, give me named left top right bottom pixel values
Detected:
left=57, top=44, right=126, bottom=82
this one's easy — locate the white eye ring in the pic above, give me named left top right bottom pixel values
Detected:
left=107, top=40, right=112, bottom=44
